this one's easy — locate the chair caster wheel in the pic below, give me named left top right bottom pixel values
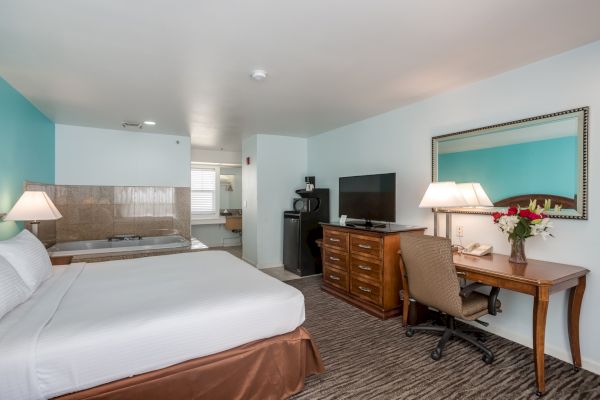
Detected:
left=535, top=391, right=544, bottom=397
left=431, top=349, right=442, bottom=361
left=482, top=354, right=494, bottom=364
left=406, top=328, right=415, bottom=337
left=573, top=366, right=581, bottom=372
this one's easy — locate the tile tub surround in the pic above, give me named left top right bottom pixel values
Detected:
left=24, top=182, right=191, bottom=245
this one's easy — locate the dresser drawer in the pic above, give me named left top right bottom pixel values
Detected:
left=350, top=234, right=382, bottom=259
left=323, top=229, right=349, bottom=251
left=323, top=265, right=348, bottom=291
left=350, top=255, right=382, bottom=282
left=323, top=247, right=348, bottom=270
left=350, top=276, right=382, bottom=306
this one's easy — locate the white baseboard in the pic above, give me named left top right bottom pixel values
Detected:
left=470, top=322, right=600, bottom=375
left=257, top=263, right=284, bottom=270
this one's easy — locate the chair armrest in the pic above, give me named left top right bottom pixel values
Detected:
left=459, top=282, right=486, bottom=297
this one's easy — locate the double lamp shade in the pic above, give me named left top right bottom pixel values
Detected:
left=419, top=182, right=493, bottom=209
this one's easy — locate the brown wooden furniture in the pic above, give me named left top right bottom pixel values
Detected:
left=444, top=252, right=588, bottom=396
left=51, top=255, right=73, bottom=266
left=224, top=215, right=242, bottom=231
left=321, top=223, right=426, bottom=319
left=494, top=193, right=577, bottom=210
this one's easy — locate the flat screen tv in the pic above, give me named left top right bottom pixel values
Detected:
left=339, top=173, right=396, bottom=227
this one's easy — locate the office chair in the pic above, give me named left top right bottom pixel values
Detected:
left=399, top=234, right=501, bottom=364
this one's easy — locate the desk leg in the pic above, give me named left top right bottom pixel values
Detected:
left=533, top=287, right=549, bottom=396
left=568, top=276, right=586, bottom=370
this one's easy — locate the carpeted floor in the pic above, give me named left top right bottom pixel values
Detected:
left=288, top=276, right=600, bottom=400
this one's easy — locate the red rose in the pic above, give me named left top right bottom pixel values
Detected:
left=519, top=209, right=530, bottom=219
left=492, top=212, right=503, bottom=222
left=529, top=212, right=542, bottom=220
left=507, top=206, right=518, bottom=216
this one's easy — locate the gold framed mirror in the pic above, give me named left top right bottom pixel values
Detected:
left=432, top=107, right=588, bottom=219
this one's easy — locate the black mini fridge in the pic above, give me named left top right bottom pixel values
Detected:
left=283, top=188, right=329, bottom=276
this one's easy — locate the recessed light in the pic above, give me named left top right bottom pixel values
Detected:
left=143, top=121, right=156, bottom=126
left=250, top=69, right=268, bottom=81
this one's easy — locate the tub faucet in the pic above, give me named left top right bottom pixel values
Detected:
left=107, top=234, right=143, bottom=242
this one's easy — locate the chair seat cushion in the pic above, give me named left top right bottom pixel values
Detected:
left=461, top=292, right=501, bottom=320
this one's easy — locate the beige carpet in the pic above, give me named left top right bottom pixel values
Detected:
left=288, top=276, right=600, bottom=400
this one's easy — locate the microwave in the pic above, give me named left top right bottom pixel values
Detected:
left=293, top=198, right=320, bottom=213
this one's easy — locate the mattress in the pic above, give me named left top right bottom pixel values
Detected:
left=0, top=251, right=306, bottom=400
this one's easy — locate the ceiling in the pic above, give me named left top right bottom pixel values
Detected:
left=1, top=1, right=600, bottom=152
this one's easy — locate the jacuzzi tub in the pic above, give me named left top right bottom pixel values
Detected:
left=47, top=235, right=190, bottom=257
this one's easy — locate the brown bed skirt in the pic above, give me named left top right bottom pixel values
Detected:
left=55, top=327, right=324, bottom=400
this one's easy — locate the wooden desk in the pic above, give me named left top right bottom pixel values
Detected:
left=452, top=252, right=589, bottom=396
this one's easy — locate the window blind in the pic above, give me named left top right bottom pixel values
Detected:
left=191, top=168, right=217, bottom=215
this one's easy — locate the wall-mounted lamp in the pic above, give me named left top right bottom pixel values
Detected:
left=2, top=191, right=62, bottom=236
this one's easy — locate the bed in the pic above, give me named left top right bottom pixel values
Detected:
left=0, top=250, right=323, bottom=400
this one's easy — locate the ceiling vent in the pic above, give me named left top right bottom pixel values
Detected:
left=121, top=121, right=143, bottom=129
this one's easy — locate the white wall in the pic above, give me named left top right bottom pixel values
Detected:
left=191, top=148, right=241, bottom=165
left=242, top=134, right=307, bottom=268
left=307, top=41, right=600, bottom=373
left=242, top=136, right=258, bottom=264
left=55, top=125, right=191, bottom=187
left=256, top=135, right=307, bottom=268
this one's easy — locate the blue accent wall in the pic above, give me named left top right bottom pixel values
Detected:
left=0, top=77, right=55, bottom=239
left=438, top=136, right=577, bottom=202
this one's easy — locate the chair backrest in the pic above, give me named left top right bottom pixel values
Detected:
left=400, top=234, right=463, bottom=317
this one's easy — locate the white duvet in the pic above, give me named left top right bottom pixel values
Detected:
left=0, top=251, right=305, bottom=400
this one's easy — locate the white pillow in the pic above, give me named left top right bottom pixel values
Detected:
left=0, top=229, right=52, bottom=291
left=0, top=255, right=32, bottom=319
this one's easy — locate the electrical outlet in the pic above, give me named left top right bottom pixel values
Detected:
left=457, top=225, right=464, bottom=238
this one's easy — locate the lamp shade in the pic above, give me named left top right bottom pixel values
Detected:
left=3, top=191, right=62, bottom=222
left=418, top=182, right=468, bottom=208
left=457, top=183, right=494, bottom=207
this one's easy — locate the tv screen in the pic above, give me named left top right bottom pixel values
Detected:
left=339, top=173, right=396, bottom=222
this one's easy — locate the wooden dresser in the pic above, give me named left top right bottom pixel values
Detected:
left=320, top=222, right=426, bottom=319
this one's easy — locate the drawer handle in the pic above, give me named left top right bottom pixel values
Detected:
left=329, top=275, right=341, bottom=281
left=329, top=256, right=340, bottom=261
left=358, top=244, right=372, bottom=249
left=358, top=286, right=372, bottom=293
left=357, top=264, right=372, bottom=271
left=329, top=238, right=341, bottom=242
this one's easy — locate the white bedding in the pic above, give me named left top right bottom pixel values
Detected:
left=0, top=251, right=305, bottom=400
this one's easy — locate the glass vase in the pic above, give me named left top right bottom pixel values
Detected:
left=509, top=238, right=527, bottom=264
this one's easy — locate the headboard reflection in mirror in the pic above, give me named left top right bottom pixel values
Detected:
left=432, top=107, right=588, bottom=219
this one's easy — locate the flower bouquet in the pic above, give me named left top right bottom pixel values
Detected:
left=492, top=200, right=553, bottom=264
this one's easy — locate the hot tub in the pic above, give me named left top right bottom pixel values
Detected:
left=47, top=235, right=190, bottom=257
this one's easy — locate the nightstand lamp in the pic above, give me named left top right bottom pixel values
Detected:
left=419, top=182, right=468, bottom=238
left=457, top=183, right=494, bottom=208
left=3, top=191, right=62, bottom=236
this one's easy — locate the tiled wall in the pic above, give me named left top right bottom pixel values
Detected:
left=25, top=182, right=191, bottom=245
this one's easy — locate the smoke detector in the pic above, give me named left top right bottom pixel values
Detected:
left=250, top=69, right=268, bottom=81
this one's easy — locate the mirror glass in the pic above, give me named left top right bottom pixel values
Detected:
left=219, top=167, right=242, bottom=211
left=433, top=107, right=588, bottom=219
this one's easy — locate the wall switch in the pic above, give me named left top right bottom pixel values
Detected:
left=457, top=225, right=464, bottom=237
